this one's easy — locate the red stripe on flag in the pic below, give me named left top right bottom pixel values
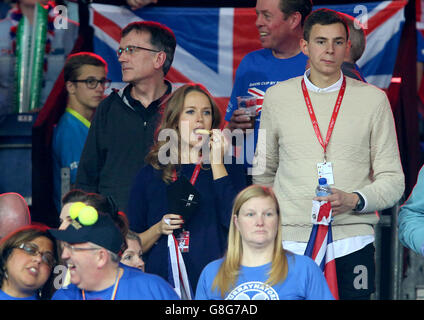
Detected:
left=172, top=235, right=185, bottom=284
left=311, top=225, right=328, bottom=260
left=93, top=11, right=122, bottom=43
left=364, top=0, right=407, bottom=36
left=318, top=202, right=331, bottom=221
left=248, top=88, right=264, bottom=97
left=165, top=67, right=193, bottom=84
left=324, top=259, right=339, bottom=300
left=214, top=97, right=230, bottom=128
left=233, top=8, right=261, bottom=80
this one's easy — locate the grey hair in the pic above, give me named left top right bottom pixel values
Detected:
left=89, top=243, right=121, bottom=264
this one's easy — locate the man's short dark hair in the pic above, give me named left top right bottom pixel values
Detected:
left=121, top=21, right=176, bottom=76
left=303, top=8, right=349, bottom=42
left=279, top=0, right=313, bottom=26
left=64, top=52, right=108, bottom=82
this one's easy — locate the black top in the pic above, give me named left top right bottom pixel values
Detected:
left=75, top=82, right=172, bottom=212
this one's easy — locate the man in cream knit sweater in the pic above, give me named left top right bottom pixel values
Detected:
left=253, top=9, right=404, bottom=299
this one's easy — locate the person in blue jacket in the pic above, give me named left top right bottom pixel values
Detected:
left=127, top=83, right=246, bottom=295
left=225, top=0, right=312, bottom=174
left=399, top=165, right=424, bottom=256
left=195, top=185, right=334, bottom=300
left=49, top=206, right=179, bottom=300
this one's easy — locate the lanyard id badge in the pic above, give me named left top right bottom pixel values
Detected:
left=301, top=77, right=346, bottom=185
left=317, top=162, right=334, bottom=185
left=170, top=162, right=201, bottom=253
left=176, top=230, right=190, bottom=253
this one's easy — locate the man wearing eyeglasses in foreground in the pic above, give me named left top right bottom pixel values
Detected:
left=52, top=52, right=110, bottom=213
left=76, top=21, right=176, bottom=213
left=49, top=209, right=179, bottom=300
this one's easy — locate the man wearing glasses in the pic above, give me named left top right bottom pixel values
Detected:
left=76, top=21, right=176, bottom=213
left=52, top=52, right=110, bottom=213
left=49, top=208, right=179, bottom=300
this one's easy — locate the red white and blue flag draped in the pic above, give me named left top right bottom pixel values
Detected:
left=167, top=234, right=192, bottom=300
left=304, top=201, right=339, bottom=300
left=89, top=1, right=407, bottom=114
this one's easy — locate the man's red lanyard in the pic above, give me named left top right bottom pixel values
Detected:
left=301, top=76, right=346, bottom=162
left=168, top=162, right=201, bottom=298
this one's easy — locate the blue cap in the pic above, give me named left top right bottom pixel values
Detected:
left=318, top=177, right=327, bottom=185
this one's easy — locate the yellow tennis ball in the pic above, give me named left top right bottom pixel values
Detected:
left=69, top=202, right=86, bottom=220
left=78, top=206, right=98, bottom=226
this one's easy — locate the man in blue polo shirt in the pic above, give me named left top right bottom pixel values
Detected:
left=225, top=0, right=312, bottom=180
left=49, top=206, right=179, bottom=300
left=52, top=52, right=110, bottom=212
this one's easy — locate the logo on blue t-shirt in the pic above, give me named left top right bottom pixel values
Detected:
left=225, top=281, right=279, bottom=300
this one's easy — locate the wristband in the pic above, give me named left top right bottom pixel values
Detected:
left=353, top=192, right=365, bottom=212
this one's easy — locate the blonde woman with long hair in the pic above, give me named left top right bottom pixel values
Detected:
left=195, top=185, right=334, bottom=300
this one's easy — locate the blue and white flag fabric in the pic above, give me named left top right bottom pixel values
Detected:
left=89, top=1, right=407, bottom=114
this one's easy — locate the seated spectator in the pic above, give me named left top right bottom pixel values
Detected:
left=57, top=189, right=129, bottom=289
left=399, top=165, right=424, bottom=255
left=52, top=52, right=110, bottom=212
left=127, top=83, right=246, bottom=296
left=0, top=192, right=31, bottom=239
left=195, top=185, right=334, bottom=300
left=59, top=189, right=91, bottom=230
left=121, top=230, right=145, bottom=271
left=0, top=224, right=58, bottom=300
left=0, top=0, right=78, bottom=115
left=49, top=207, right=179, bottom=300
left=58, top=189, right=128, bottom=239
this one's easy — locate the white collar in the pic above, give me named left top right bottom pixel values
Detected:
left=303, top=69, right=344, bottom=93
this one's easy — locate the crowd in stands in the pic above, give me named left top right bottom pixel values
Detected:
left=0, top=0, right=422, bottom=301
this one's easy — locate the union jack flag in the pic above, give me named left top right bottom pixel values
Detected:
left=304, top=201, right=339, bottom=300
left=315, top=0, right=407, bottom=89
left=89, top=1, right=407, bottom=115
